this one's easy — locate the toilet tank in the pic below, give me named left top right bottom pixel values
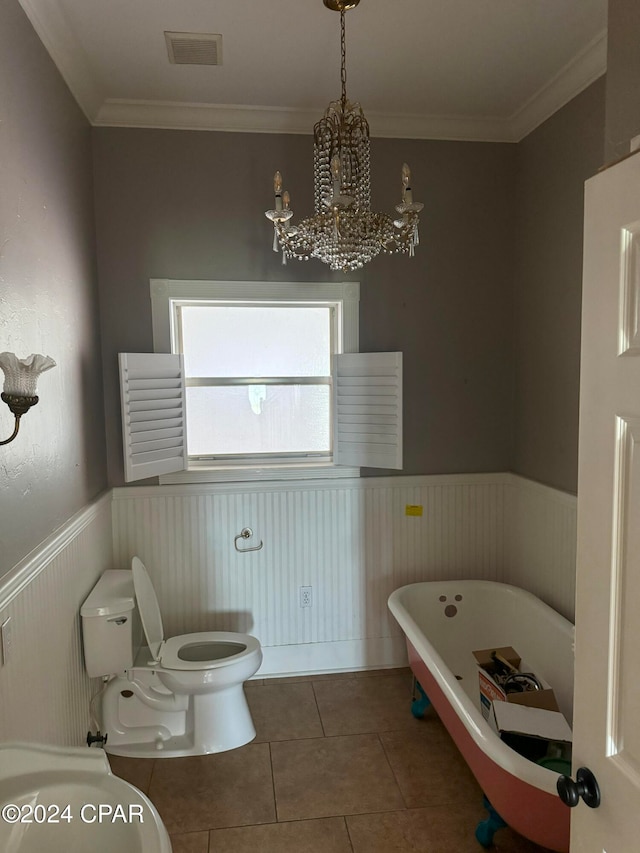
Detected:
left=81, top=570, right=136, bottom=677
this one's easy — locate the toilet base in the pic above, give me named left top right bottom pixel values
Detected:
left=100, top=673, right=257, bottom=759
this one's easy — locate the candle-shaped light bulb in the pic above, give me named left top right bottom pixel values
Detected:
left=274, top=170, right=283, bottom=211
left=283, top=191, right=290, bottom=210
left=401, top=163, right=413, bottom=204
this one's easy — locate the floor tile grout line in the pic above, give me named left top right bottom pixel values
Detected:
left=342, top=814, right=356, bottom=853
left=266, top=731, right=394, bottom=750
left=268, top=740, right=280, bottom=823
left=146, top=758, right=157, bottom=795
left=311, top=681, right=328, bottom=737
left=376, top=731, right=410, bottom=811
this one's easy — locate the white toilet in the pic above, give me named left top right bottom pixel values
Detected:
left=81, top=557, right=262, bottom=758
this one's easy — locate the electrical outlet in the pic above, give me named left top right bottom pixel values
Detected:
left=300, top=586, right=312, bottom=608
left=1, top=617, right=13, bottom=665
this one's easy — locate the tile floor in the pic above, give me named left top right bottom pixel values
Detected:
left=108, top=668, right=553, bottom=852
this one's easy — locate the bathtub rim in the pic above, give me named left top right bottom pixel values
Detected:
left=387, top=579, right=574, bottom=796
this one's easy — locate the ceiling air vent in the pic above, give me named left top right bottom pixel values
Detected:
left=165, top=32, right=223, bottom=66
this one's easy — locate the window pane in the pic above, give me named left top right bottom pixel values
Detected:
left=186, top=385, right=330, bottom=456
left=180, top=306, right=331, bottom=377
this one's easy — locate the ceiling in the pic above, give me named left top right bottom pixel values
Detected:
left=20, top=0, right=607, bottom=142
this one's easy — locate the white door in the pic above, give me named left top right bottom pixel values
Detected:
left=571, top=149, right=640, bottom=851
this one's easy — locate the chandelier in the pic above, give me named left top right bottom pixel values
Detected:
left=265, top=0, right=423, bottom=272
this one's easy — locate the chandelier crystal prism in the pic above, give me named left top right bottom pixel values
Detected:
left=265, top=0, right=423, bottom=272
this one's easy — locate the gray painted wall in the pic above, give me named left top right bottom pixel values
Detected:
left=2, top=1, right=616, bottom=546
left=0, top=0, right=107, bottom=574
left=92, top=129, right=516, bottom=487
left=605, top=0, right=640, bottom=163
left=512, top=78, right=606, bottom=493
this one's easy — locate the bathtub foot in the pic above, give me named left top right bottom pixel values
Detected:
left=475, top=796, right=508, bottom=848
left=411, top=680, right=431, bottom=718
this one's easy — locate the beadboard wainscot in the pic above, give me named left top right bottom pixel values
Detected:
left=504, top=473, right=577, bottom=622
left=0, top=492, right=113, bottom=743
left=112, top=474, right=510, bottom=676
left=111, top=473, right=577, bottom=677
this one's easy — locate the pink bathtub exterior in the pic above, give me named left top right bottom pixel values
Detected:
left=388, top=581, right=573, bottom=853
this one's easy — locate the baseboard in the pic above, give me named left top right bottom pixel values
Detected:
left=257, top=635, right=408, bottom=679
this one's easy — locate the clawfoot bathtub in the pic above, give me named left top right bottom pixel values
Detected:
left=388, top=580, right=573, bottom=852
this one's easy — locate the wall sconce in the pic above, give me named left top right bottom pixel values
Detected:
left=0, top=353, right=56, bottom=445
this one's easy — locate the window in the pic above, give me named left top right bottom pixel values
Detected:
left=149, top=279, right=361, bottom=483
left=180, top=303, right=334, bottom=457
left=119, top=279, right=401, bottom=483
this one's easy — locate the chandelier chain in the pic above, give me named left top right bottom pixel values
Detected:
left=340, top=10, right=347, bottom=108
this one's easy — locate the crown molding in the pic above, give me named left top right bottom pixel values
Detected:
left=21, top=0, right=607, bottom=144
left=94, top=99, right=515, bottom=142
left=92, top=26, right=608, bottom=143
left=95, top=101, right=320, bottom=135
left=18, top=0, right=104, bottom=121
left=509, top=29, right=607, bottom=142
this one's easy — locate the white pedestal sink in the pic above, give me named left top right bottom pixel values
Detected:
left=0, top=743, right=171, bottom=852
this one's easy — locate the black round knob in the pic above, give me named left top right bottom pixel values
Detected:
left=557, top=767, right=601, bottom=809
left=557, top=774, right=580, bottom=807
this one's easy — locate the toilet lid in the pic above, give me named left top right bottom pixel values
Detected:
left=131, top=557, right=164, bottom=661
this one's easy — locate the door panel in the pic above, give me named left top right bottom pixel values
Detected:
left=572, top=151, right=640, bottom=852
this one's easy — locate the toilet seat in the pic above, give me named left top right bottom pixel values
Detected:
left=161, top=632, right=261, bottom=671
left=131, top=557, right=259, bottom=671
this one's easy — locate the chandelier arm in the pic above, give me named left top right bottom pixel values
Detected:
left=273, top=221, right=313, bottom=258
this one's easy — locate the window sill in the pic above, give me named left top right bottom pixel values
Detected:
left=159, top=461, right=361, bottom=485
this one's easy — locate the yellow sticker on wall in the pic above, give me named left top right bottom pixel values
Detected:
left=405, top=504, right=423, bottom=517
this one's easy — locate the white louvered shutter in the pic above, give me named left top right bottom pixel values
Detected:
left=333, top=351, right=402, bottom=469
left=118, top=353, right=188, bottom=482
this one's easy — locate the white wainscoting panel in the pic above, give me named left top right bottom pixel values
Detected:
left=505, top=474, right=577, bottom=622
left=0, top=475, right=576, bottom=731
left=112, top=475, right=508, bottom=675
left=0, top=493, right=113, bottom=744
left=111, top=473, right=576, bottom=676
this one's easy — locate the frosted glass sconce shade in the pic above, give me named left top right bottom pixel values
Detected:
left=0, top=352, right=56, bottom=446
left=0, top=352, right=56, bottom=395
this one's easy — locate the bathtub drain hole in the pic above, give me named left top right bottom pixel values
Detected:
left=439, top=595, right=447, bottom=602
left=455, top=594, right=463, bottom=601
left=444, top=604, right=458, bottom=618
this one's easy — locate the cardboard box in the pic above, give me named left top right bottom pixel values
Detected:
left=473, top=646, right=559, bottom=721
left=490, top=701, right=572, bottom=763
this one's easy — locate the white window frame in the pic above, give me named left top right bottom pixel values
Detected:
left=150, top=279, right=361, bottom=484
